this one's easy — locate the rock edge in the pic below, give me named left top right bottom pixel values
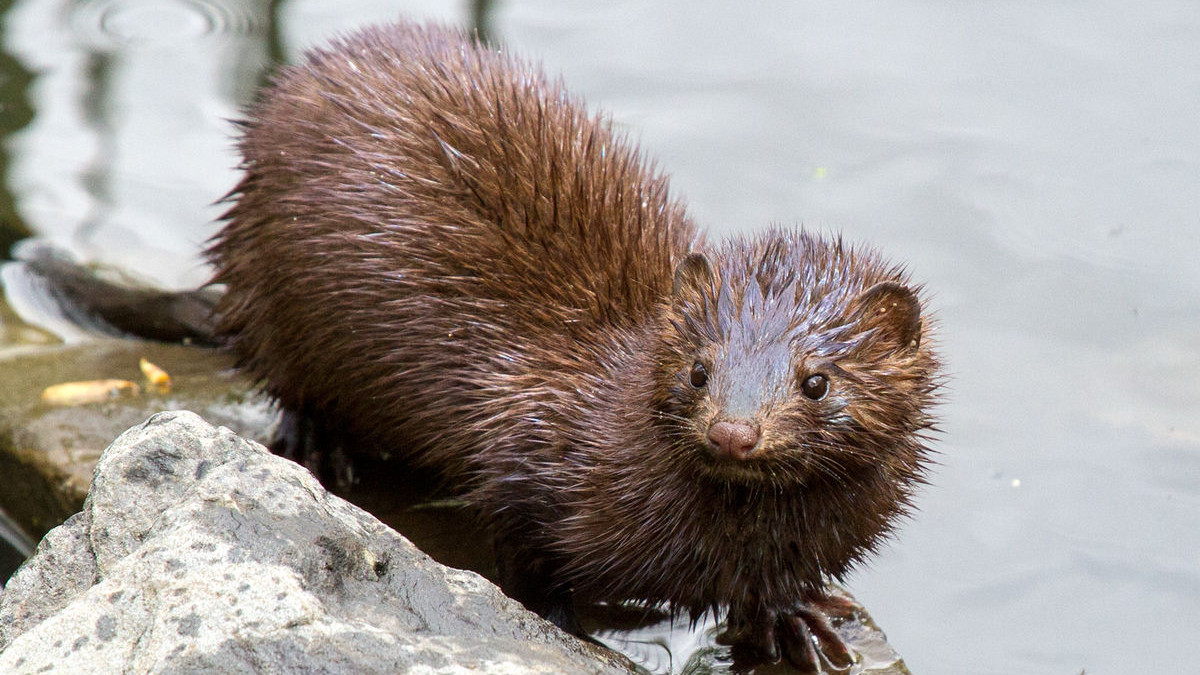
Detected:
left=0, top=410, right=630, bottom=674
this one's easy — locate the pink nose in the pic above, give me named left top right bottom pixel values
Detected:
left=706, top=421, right=761, bottom=460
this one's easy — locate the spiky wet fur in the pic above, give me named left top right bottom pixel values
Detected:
left=211, top=22, right=940, bottom=633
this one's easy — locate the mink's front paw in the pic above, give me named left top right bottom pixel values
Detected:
left=718, top=596, right=856, bottom=672
left=270, top=408, right=355, bottom=490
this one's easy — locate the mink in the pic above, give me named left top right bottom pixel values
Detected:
left=208, top=21, right=940, bottom=669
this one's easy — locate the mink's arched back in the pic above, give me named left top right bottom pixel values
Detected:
left=210, top=23, right=696, bottom=465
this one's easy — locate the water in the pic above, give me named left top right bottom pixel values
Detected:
left=0, top=504, right=33, bottom=585
left=0, top=1, right=1197, bottom=673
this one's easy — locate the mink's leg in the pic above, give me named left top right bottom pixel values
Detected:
left=720, top=592, right=855, bottom=672
left=270, top=407, right=355, bottom=491
left=493, top=529, right=588, bottom=638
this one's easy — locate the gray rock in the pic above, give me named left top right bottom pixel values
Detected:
left=0, top=411, right=631, bottom=674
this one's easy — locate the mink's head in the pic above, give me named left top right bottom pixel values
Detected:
left=652, top=228, right=939, bottom=491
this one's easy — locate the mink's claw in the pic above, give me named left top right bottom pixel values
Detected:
left=722, top=597, right=858, bottom=672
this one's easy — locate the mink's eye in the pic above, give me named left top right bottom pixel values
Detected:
left=689, top=362, right=708, bottom=388
left=801, top=373, right=829, bottom=400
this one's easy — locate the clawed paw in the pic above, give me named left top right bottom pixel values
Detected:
left=718, top=597, right=856, bottom=672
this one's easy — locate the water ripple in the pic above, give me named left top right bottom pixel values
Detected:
left=70, top=0, right=262, bottom=50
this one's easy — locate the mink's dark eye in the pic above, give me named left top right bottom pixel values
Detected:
left=801, top=373, right=829, bottom=400
left=689, top=362, right=708, bottom=388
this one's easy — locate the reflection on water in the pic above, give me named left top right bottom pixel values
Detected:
left=0, top=6, right=33, bottom=258
left=0, top=1, right=1197, bottom=674
left=0, top=0, right=271, bottom=294
left=0, top=504, right=34, bottom=585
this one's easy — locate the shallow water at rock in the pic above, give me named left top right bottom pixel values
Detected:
left=0, top=1, right=1196, bottom=673
left=0, top=506, right=33, bottom=584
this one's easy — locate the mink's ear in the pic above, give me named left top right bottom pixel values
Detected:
left=672, top=253, right=714, bottom=298
left=849, top=281, right=922, bottom=351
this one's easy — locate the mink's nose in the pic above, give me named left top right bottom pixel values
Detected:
left=706, top=421, right=761, bottom=461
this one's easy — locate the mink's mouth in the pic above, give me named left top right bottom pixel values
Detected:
left=693, top=451, right=773, bottom=483
left=691, top=442, right=826, bottom=486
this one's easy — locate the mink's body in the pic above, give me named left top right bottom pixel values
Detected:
left=211, top=22, right=940, bottom=668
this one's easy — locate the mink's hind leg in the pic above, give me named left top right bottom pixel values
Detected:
left=271, top=408, right=355, bottom=491
left=720, top=593, right=856, bottom=672
left=493, top=529, right=590, bottom=639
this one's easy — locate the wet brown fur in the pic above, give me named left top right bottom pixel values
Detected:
left=211, top=21, right=940, bottom=647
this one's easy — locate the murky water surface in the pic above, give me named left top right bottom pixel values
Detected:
left=1, top=1, right=1197, bottom=673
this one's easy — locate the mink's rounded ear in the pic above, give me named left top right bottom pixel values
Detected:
left=849, top=281, right=922, bottom=351
left=672, top=252, right=715, bottom=298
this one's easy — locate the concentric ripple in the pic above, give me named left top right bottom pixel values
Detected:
left=70, top=0, right=263, bottom=50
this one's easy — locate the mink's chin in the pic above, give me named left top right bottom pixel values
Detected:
left=694, top=460, right=772, bottom=483
left=690, top=438, right=850, bottom=486
left=692, top=447, right=802, bottom=484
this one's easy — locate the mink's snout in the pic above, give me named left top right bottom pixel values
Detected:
left=706, top=420, right=761, bottom=460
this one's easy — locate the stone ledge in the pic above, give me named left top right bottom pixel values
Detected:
left=0, top=411, right=631, bottom=674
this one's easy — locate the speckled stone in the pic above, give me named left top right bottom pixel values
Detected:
left=0, top=411, right=631, bottom=674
